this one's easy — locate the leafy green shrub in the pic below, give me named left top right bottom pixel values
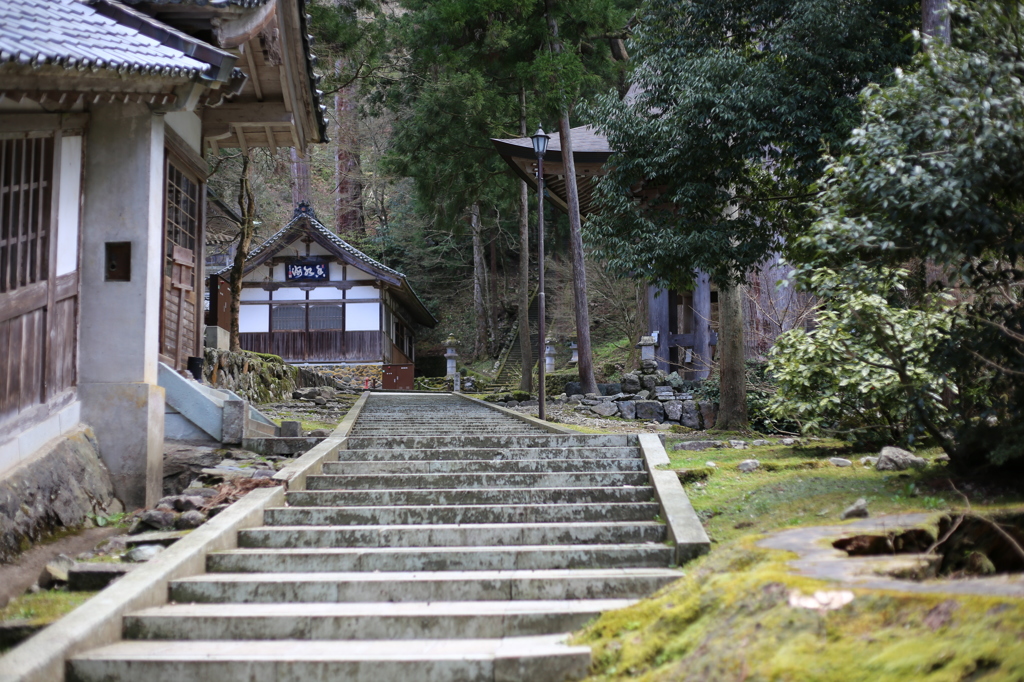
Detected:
left=694, top=362, right=799, bottom=435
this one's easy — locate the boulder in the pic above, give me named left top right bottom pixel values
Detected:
left=175, top=510, right=206, bottom=530
left=751, top=439, right=771, bottom=447
left=174, top=496, right=206, bottom=512
left=639, top=359, right=659, bottom=374
left=621, top=373, right=641, bottom=393
left=663, top=400, right=683, bottom=422
left=636, top=390, right=651, bottom=400
left=634, top=400, right=665, bottom=422
left=38, top=554, right=75, bottom=587
left=729, top=440, right=749, bottom=449
left=139, top=510, right=176, bottom=531
left=618, top=401, right=637, bottom=420
left=520, top=400, right=539, bottom=407
left=830, top=458, right=853, bottom=467
left=506, top=400, right=519, bottom=408
left=640, top=374, right=658, bottom=392
left=124, top=544, right=165, bottom=563
left=674, top=441, right=721, bottom=452
left=279, top=421, right=302, bottom=438
left=841, top=498, right=869, bottom=520
left=738, top=459, right=760, bottom=472
left=875, top=446, right=928, bottom=471
left=591, top=402, right=620, bottom=418
left=666, top=372, right=686, bottom=390
left=859, top=456, right=879, bottom=467
left=680, top=400, right=701, bottom=429
left=781, top=438, right=798, bottom=446
left=565, top=382, right=583, bottom=396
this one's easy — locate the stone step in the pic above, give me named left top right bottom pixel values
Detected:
left=170, top=568, right=683, bottom=604
left=124, top=600, right=633, bottom=641
left=345, top=434, right=635, bottom=450
left=68, top=636, right=591, bottom=682
left=306, top=471, right=650, bottom=490
left=207, top=544, right=676, bottom=573
left=333, top=446, right=641, bottom=461
left=285, top=486, right=655, bottom=507
left=265, top=502, right=661, bottom=526
left=238, top=522, right=666, bottom=548
left=321, top=458, right=645, bottom=475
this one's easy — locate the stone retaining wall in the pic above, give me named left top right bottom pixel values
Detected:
left=0, top=427, right=122, bottom=563
left=202, top=349, right=351, bottom=403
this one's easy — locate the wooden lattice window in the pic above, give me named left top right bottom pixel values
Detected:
left=165, top=160, right=198, bottom=255
left=272, top=305, right=305, bottom=330
left=0, top=136, right=53, bottom=293
left=309, top=304, right=343, bottom=330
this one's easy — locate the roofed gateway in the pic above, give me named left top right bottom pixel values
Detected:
left=210, top=202, right=437, bottom=368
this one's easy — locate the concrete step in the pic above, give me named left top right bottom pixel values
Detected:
left=208, top=544, right=675, bottom=573
left=345, top=434, right=635, bottom=450
left=333, top=446, right=641, bottom=461
left=69, top=635, right=591, bottom=682
left=321, top=458, right=645, bottom=475
left=170, top=568, right=683, bottom=604
left=306, top=471, right=650, bottom=490
left=265, top=502, right=661, bottom=526
left=285, top=486, right=655, bottom=507
left=124, top=600, right=633, bottom=641
left=238, top=522, right=667, bottom=548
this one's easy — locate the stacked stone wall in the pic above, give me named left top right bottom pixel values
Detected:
left=317, top=365, right=383, bottom=389
left=202, top=349, right=352, bottom=404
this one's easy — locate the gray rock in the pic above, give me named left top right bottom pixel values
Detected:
left=308, top=429, right=331, bottom=437
left=752, top=439, right=771, bottom=447
left=663, top=400, right=683, bottom=422
left=674, top=440, right=721, bottom=452
left=313, top=397, right=327, bottom=406
left=738, top=459, right=760, bottom=472
left=666, top=372, right=686, bottom=390
left=613, top=393, right=636, bottom=401
left=841, top=498, right=869, bottom=520
left=680, top=400, right=701, bottom=429
left=519, top=400, right=539, bottom=407
left=591, top=402, right=620, bottom=417
left=279, top=421, right=302, bottom=438
left=174, top=496, right=206, bottom=512
left=639, top=359, right=659, bottom=374
left=781, top=438, right=797, bottom=446
left=636, top=390, right=651, bottom=400
left=581, top=399, right=600, bottom=406
left=251, top=469, right=276, bottom=479
left=181, top=487, right=219, bottom=499
left=859, top=456, right=879, bottom=467
left=175, top=510, right=206, bottom=530
left=621, top=373, right=641, bottom=393
left=68, top=563, right=133, bottom=591
left=640, top=375, right=658, bottom=392
left=505, top=400, right=519, bottom=408
left=618, top=401, right=636, bottom=420
left=39, top=554, right=75, bottom=586
left=653, top=385, right=674, bottom=395
left=568, top=394, right=584, bottom=404
left=729, top=440, right=749, bottom=449
left=584, top=393, right=601, bottom=400
left=634, top=400, right=666, bottom=422
left=139, top=510, right=176, bottom=530
left=830, top=458, right=853, bottom=467
left=875, top=446, right=928, bottom=471
left=124, top=544, right=165, bottom=563
left=705, top=461, right=717, bottom=468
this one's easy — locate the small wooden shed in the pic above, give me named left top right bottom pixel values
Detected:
left=212, top=203, right=437, bottom=365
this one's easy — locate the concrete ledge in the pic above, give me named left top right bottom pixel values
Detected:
left=0, top=485, right=285, bottom=682
left=242, top=437, right=323, bottom=456
left=455, top=393, right=577, bottom=435
left=638, top=434, right=711, bottom=565
left=272, top=391, right=370, bottom=492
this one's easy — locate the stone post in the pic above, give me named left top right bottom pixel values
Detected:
left=444, top=335, right=460, bottom=392
left=636, top=335, right=658, bottom=376
left=569, top=339, right=578, bottom=366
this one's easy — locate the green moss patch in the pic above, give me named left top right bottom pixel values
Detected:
left=576, top=542, right=1024, bottom=681
left=1, top=589, right=99, bottom=627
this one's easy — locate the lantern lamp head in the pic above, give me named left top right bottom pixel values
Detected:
left=531, top=127, right=550, bottom=157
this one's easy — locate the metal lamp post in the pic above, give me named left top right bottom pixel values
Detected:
left=532, top=127, right=550, bottom=420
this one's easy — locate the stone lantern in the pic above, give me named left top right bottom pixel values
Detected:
left=444, top=335, right=461, bottom=391
left=544, top=336, right=557, bottom=373
left=636, top=335, right=658, bottom=375
left=568, top=339, right=578, bottom=366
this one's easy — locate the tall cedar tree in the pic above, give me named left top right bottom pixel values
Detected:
left=585, top=0, right=918, bottom=427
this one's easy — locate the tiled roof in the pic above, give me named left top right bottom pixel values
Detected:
left=0, top=0, right=210, bottom=76
left=493, top=125, right=613, bottom=154
left=129, top=0, right=269, bottom=5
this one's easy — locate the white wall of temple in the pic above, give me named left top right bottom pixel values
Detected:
left=274, top=288, right=306, bottom=301
left=55, top=135, right=82, bottom=277
left=309, top=287, right=342, bottom=300
left=165, top=111, right=202, bottom=152
left=346, top=302, right=380, bottom=331
left=348, top=285, right=377, bottom=300
left=240, top=288, right=269, bottom=301
left=239, top=304, right=269, bottom=332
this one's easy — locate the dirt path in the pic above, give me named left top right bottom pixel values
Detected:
left=0, top=527, right=121, bottom=608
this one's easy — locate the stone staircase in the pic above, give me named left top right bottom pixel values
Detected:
left=492, top=294, right=540, bottom=391
left=68, top=393, right=683, bottom=681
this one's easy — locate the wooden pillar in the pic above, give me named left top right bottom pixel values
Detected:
left=646, top=284, right=670, bottom=373
left=691, top=270, right=712, bottom=380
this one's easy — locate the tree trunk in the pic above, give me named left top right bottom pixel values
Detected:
left=334, top=58, right=363, bottom=235
left=290, top=147, right=310, bottom=206
left=229, top=154, right=257, bottom=353
left=922, top=0, right=950, bottom=44
left=518, top=86, right=533, bottom=392
left=714, top=280, right=748, bottom=430
left=557, top=114, right=599, bottom=395
left=489, top=230, right=498, bottom=353
left=471, top=203, right=487, bottom=359
left=543, top=3, right=598, bottom=394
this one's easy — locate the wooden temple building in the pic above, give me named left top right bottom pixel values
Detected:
left=492, top=126, right=809, bottom=379
left=209, top=202, right=437, bottom=365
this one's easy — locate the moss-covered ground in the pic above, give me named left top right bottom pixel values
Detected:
left=573, top=436, right=1024, bottom=680
left=0, top=589, right=98, bottom=628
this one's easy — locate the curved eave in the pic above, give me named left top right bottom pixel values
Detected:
left=491, top=138, right=612, bottom=217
